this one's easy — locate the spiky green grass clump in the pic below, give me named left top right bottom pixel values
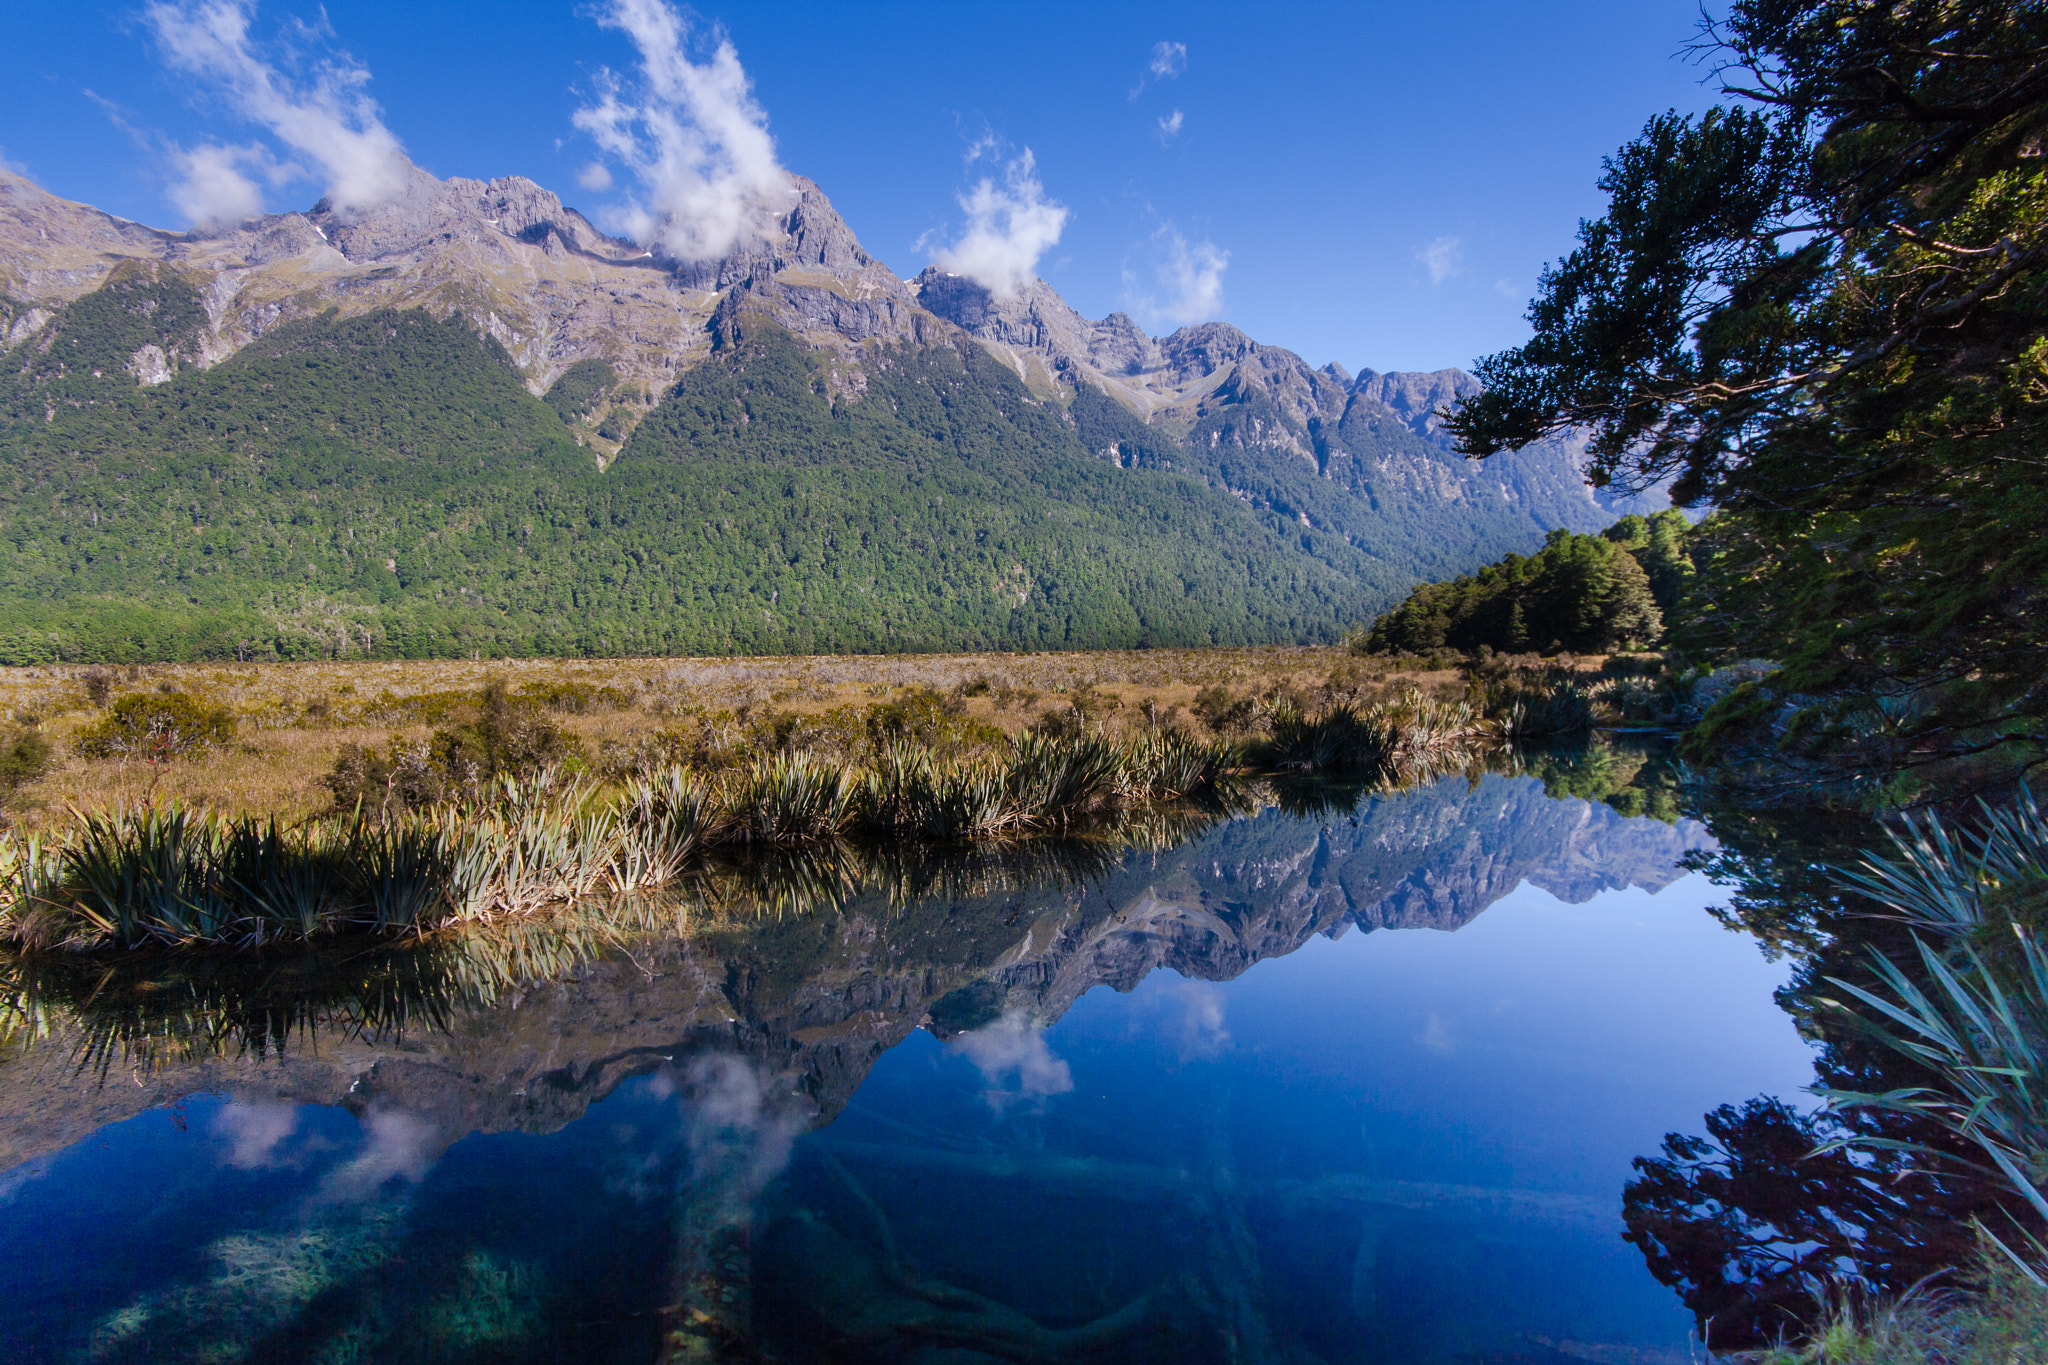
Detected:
left=0, top=707, right=1499, bottom=951
left=1818, top=789, right=2048, bottom=1287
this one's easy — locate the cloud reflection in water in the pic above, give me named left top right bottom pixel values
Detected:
left=952, top=1008, right=1075, bottom=1111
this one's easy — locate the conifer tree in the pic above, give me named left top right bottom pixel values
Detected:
left=1447, top=1, right=2048, bottom=754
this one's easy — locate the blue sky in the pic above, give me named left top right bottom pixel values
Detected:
left=1, top=1, right=1721, bottom=375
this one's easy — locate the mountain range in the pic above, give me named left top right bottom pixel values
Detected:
left=0, top=163, right=1657, bottom=661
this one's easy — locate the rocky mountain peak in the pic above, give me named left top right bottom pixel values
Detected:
left=301, top=162, right=628, bottom=267
left=1, top=168, right=180, bottom=343
left=1354, top=368, right=1483, bottom=439
left=776, top=178, right=878, bottom=273
left=1, top=163, right=1662, bottom=524
left=0, top=162, right=933, bottom=423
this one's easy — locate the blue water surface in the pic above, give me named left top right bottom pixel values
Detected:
left=0, top=784, right=1818, bottom=1364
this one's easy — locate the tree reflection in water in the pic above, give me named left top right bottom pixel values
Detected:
left=1621, top=796, right=2038, bottom=1351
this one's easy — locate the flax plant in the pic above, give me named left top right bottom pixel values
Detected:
left=718, top=751, right=858, bottom=843
left=1134, top=730, right=1238, bottom=798
left=348, top=815, right=463, bottom=932
left=60, top=805, right=235, bottom=946
left=1262, top=703, right=1395, bottom=772
left=1818, top=789, right=2048, bottom=1283
left=1836, top=787, right=2048, bottom=933
left=218, top=817, right=349, bottom=942
left=616, top=766, right=712, bottom=888
left=1005, top=730, right=1130, bottom=827
left=0, top=698, right=1499, bottom=952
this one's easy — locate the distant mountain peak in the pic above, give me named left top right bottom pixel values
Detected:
left=2, top=161, right=1665, bottom=540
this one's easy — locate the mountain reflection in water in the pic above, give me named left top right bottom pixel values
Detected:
left=0, top=763, right=1814, bottom=1365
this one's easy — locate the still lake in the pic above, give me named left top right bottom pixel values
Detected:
left=0, top=766, right=1816, bottom=1363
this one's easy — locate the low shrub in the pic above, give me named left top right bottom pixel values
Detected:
left=1191, top=685, right=1258, bottom=735
left=0, top=729, right=54, bottom=791
left=320, top=681, right=582, bottom=814
left=429, top=680, right=581, bottom=787
left=79, top=668, right=114, bottom=708
left=515, top=680, right=634, bottom=714
left=73, top=693, right=235, bottom=762
left=865, top=686, right=1000, bottom=757
left=323, top=737, right=449, bottom=816
left=989, top=683, right=1039, bottom=713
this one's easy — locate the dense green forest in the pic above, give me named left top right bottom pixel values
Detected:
left=1362, top=511, right=1692, bottom=655
left=0, top=271, right=1421, bottom=662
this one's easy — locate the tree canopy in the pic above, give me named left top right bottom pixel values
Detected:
left=1446, top=1, right=2048, bottom=756
left=1362, top=516, right=1683, bottom=657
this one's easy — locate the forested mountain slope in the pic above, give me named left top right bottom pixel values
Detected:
left=0, top=278, right=1378, bottom=659
left=0, top=164, right=1653, bottom=662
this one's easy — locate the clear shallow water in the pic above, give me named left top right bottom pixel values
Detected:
left=0, top=773, right=1817, bottom=1364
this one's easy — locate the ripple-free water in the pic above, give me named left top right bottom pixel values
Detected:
left=0, top=774, right=1818, bottom=1363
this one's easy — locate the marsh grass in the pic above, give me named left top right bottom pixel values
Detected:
left=0, top=646, right=1458, bottom=830
left=0, top=655, right=1511, bottom=951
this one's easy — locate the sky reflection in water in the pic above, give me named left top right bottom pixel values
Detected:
left=825, top=874, right=1815, bottom=1363
left=0, top=779, right=1818, bottom=1364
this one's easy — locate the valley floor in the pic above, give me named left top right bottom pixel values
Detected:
left=0, top=646, right=1462, bottom=829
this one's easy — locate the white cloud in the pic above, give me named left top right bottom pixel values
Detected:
left=212, top=1101, right=301, bottom=1168
left=1129, top=40, right=1187, bottom=100
left=144, top=0, right=410, bottom=217
left=952, top=1008, right=1074, bottom=1112
left=1416, top=235, right=1464, bottom=285
left=1158, top=109, right=1184, bottom=141
left=577, top=161, right=614, bottom=192
left=572, top=0, right=795, bottom=262
left=932, top=148, right=1068, bottom=301
left=675, top=1055, right=809, bottom=1205
left=167, top=144, right=265, bottom=225
left=1168, top=981, right=1230, bottom=1059
left=1494, top=276, right=1522, bottom=300
left=1125, top=223, right=1229, bottom=327
left=1420, top=1010, right=1455, bottom=1053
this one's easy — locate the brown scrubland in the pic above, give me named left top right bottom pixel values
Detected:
left=0, top=647, right=1476, bottom=830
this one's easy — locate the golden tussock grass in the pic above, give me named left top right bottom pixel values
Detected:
left=0, top=647, right=1458, bottom=830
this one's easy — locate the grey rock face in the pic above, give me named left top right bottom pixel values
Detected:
left=1, top=159, right=1667, bottom=526
left=1354, top=368, right=1483, bottom=441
